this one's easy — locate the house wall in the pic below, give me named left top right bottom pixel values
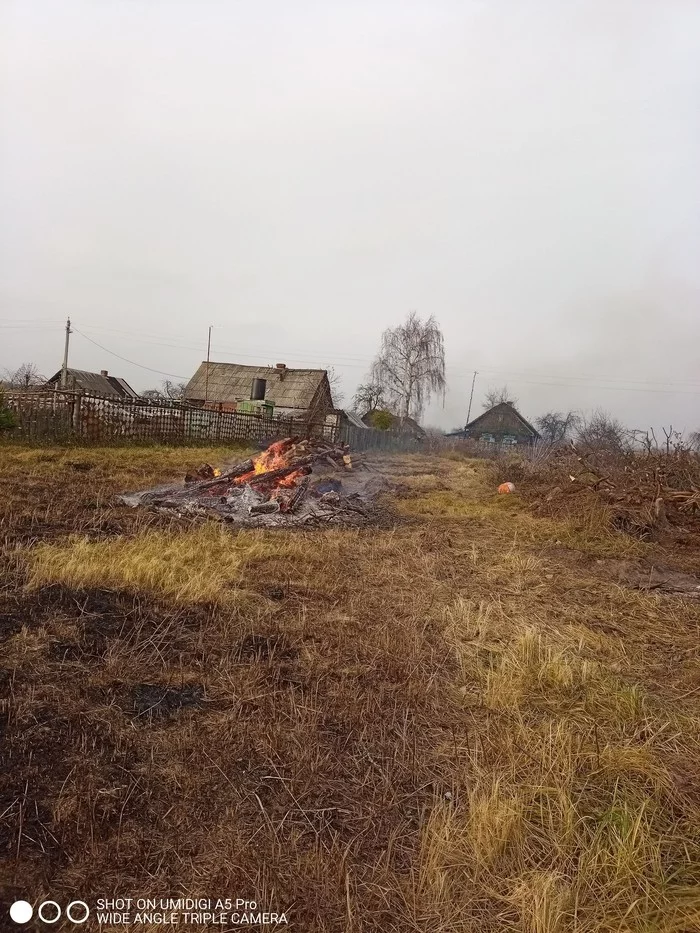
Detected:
left=198, top=400, right=320, bottom=420
left=307, top=379, right=334, bottom=421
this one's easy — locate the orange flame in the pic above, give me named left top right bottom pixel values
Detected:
left=233, top=438, right=297, bottom=486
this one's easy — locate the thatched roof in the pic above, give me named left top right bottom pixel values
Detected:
left=184, top=362, right=329, bottom=410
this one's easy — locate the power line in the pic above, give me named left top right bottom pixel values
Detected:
left=78, top=323, right=374, bottom=366
left=455, top=373, right=700, bottom=396
left=16, top=317, right=696, bottom=398
left=73, top=330, right=189, bottom=380
left=74, top=322, right=700, bottom=390
left=453, top=365, right=700, bottom=390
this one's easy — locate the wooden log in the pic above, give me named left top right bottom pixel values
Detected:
left=286, top=476, right=310, bottom=513
left=243, top=450, right=339, bottom=486
left=249, top=501, right=280, bottom=515
left=193, top=459, right=254, bottom=489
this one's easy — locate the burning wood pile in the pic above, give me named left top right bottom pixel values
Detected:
left=120, top=438, right=386, bottom=526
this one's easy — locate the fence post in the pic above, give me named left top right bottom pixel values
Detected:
left=71, top=391, right=82, bottom=435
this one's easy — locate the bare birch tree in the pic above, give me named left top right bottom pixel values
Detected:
left=370, top=312, right=445, bottom=421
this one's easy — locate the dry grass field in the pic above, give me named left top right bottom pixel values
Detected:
left=1, top=444, right=700, bottom=931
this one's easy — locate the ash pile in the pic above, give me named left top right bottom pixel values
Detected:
left=120, top=438, right=387, bottom=527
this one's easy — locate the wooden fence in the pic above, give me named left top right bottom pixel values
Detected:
left=2, top=390, right=421, bottom=451
left=337, top=422, right=422, bottom=452
left=3, top=391, right=334, bottom=445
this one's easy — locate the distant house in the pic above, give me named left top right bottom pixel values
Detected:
left=361, top=410, right=426, bottom=440
left=183, top=362, right=334, bottom=421
left=46, top=368, right=139, bottom=399
left=449, top=402, right=540, bottom=446
left=335, top=410, right=369, bottom=431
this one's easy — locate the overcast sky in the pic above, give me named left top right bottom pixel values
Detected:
left=2, top=0, right=699, bottom=431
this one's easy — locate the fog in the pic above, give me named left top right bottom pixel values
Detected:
left=2, top=0, right=699, bottom=432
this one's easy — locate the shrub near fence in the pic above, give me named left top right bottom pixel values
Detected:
left=2, top=390, right=421, bottom=451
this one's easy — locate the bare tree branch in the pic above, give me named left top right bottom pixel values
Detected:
left=482, top=385, right=518, bottom=409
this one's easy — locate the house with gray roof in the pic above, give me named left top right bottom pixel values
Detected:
left=184, top=362, right=334, bottom=421
left=448, top=402, right=540, bottom=445
left=46, top=368, right=139, bottom=399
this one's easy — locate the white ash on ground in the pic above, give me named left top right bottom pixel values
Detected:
left=119, top=437, right=389, bottom=527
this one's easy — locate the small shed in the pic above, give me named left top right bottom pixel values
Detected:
left=336, top=410, right=369, bottom=430
left=453, top=402, right=539, bottom=446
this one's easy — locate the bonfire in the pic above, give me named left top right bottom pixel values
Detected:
left=120, top=437, right=385, bottom=526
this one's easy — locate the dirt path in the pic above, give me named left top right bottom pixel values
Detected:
left=1, top=446, right=699, bottom=931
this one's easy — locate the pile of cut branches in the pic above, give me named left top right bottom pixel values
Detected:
left=518, top=444, right=700, bottom=540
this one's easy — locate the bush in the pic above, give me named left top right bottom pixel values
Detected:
left=0, top=391, right=16, bottom=432
left=366, top=409, right=394, bottom=430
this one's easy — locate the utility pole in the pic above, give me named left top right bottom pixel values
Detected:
left=61, top=317, right=72, bottom=388
left=465, top=370, right=477, bottom=430
left=204, top=325, right=212, bottom=404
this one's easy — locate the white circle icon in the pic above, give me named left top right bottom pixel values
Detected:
left=66, top=901, right=90, bottom=924
left=9, top=901, right=33, bottom=924
left=38, top=901, right=61, bottom=923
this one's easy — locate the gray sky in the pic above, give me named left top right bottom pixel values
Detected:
left=2, top=0, right=699, bottom=431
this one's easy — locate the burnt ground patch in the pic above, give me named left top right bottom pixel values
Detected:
left=234, top=632, right=299, bottom=662
left=128, top=683, right=206, bottom=720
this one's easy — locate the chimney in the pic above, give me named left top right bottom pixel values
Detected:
left=100, top=369, right=109, bottom=377
left=251, top=377, right=266, bottom=401
left=276, top=363, right=287, bottom=380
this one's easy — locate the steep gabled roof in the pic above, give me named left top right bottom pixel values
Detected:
left=47, top=369, right=138, bottom=398
left=184, top=362, right=329, bottom=410
left=339, top=410, right=369, bottom=429
left=464, top=402, right=540, bottom=437
left=107, top=376, right=140, bottom=398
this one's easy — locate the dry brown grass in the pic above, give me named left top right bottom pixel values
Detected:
left=25, top=526, right=305, bottom=603
left=1, top=444, right=699, bottom=931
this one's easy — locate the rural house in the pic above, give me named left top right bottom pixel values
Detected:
left=46, top=368, right=139, bottom=399
left=453, top=402, right=540, bottom=445
left=184, top=362, right=334, bottom=421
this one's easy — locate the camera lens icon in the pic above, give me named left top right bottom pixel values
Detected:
left=9, top=901, right=33, bottom=924
left=67, top=901, right=90, bottom=923
left=38, top=901, right=61, bottom=923
left=9, top=899, right=89, bottom=925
